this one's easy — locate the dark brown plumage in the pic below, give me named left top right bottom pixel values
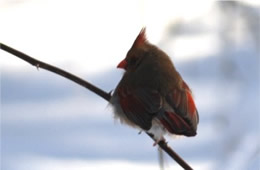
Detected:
left=110, top=28, right=199, bottom=143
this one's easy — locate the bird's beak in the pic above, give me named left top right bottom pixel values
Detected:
left=117, top=59, right=127, bottom=69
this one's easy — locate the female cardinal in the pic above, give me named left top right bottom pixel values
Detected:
left=110, top=28, right=199, bottom=144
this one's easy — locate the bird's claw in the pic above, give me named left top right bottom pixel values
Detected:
left=153, top=137, right=166, bottom=146
left=153, top=141, right=159, bottom=147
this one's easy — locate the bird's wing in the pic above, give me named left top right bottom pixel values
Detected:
left=117, top=87, right=163, bottom=130
left=160, top=80, right=199, bottom=136
left=117, top=81, right=199, bottom=136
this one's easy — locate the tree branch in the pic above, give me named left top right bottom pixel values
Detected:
left=0, top=42, right=193, bottom=170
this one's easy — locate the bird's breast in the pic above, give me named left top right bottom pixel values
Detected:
left=109, top=93, right=140, bottom=129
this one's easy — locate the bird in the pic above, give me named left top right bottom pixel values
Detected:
left=110, top=28, right=199, bottom=145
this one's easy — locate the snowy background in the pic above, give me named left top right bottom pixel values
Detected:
left=1, top=0, right=259, bottom=170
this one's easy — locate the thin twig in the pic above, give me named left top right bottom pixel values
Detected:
left=146, top=133, right=192, bottom=170
left=0, top=42, right=193, bottom=170
left=0, top=43, right=110, bottom=101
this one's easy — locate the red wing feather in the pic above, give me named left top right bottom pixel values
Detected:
left=161, top=81, right=199, bottom=136
left=117, top=88, right=162, bottom=130
left=160, top=111, right=195, bottom=136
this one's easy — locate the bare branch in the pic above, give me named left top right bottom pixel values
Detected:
left=0, top=42, right=193, bottom=170
left=0, top=43, right=111, bottom=101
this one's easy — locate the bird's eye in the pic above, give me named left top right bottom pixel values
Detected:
left=129, top=57, right=138, bottom=65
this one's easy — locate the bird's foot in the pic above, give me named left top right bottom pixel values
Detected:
left=153, top=137, right=166, bottom=147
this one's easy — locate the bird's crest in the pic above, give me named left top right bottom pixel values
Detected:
left=133, top=28, right=147, bottom=47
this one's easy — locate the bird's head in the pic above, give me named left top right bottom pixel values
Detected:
left=117, top=28, right=149, bottom=71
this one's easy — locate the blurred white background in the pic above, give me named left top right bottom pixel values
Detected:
left=1, top=0, right=259, bottom=170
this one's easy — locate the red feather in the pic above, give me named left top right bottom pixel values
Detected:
left=159, top=81, right=199, bottom=136
left=160, top=111, right=193, bottom=135
left=116, top=87, right=158, bottom=130
left=133, top=28, right=147, bottom=47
